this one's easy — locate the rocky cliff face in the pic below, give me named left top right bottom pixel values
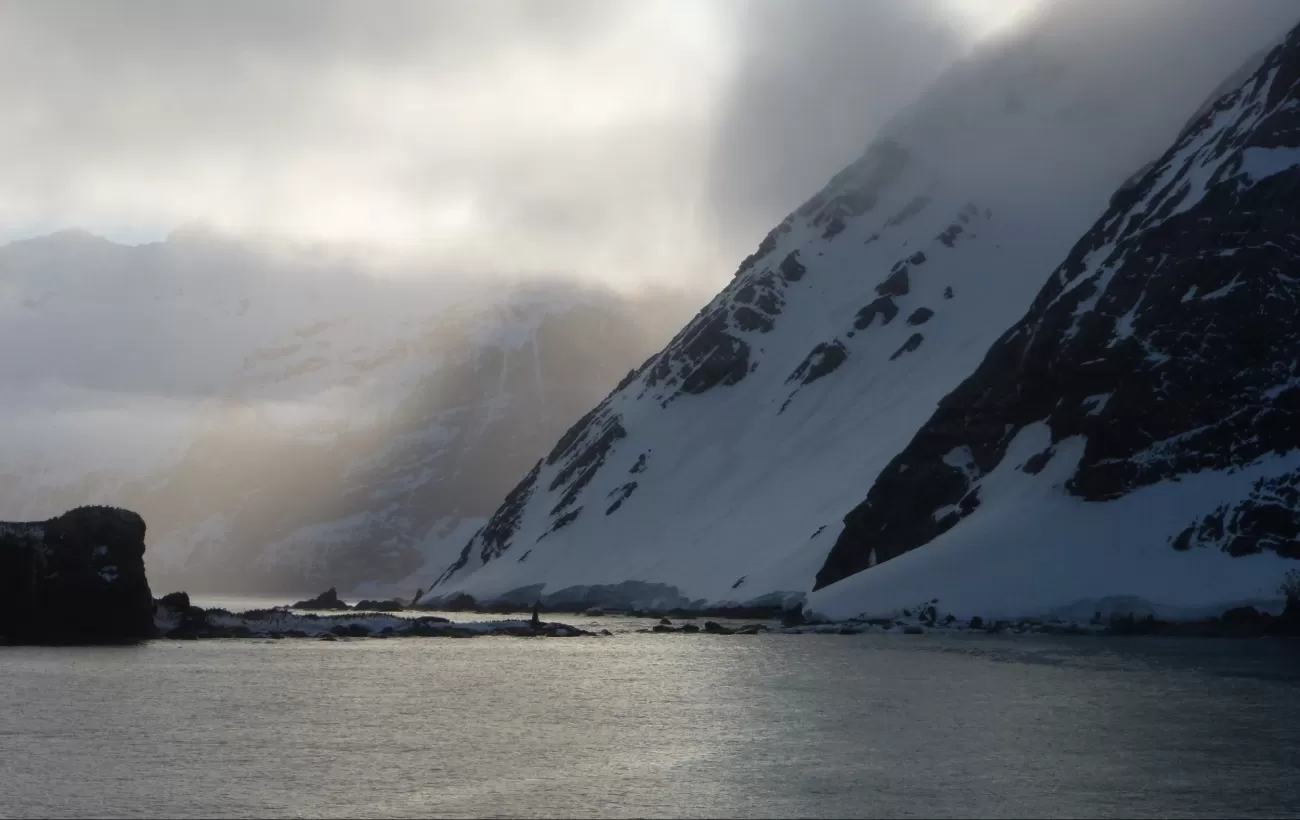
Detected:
left=0, top=506, right=156, bottom=643
left=814, top=20, right=1300, bottom=604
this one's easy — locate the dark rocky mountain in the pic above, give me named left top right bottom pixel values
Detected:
left=814, top=20, right=1300, bottom=607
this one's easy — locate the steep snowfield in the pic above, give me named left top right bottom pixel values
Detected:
left=421, top=2, right=1300, bottom=612
left=812, top=19, right=1300, bottom=620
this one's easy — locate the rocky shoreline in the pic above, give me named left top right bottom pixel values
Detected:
left=3, top=507, right=1295, bottom=645
left=152, top=591, right=600, bottom=641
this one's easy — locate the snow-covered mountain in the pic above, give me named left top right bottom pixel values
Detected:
left=419, top=1, right=1300, bottom=615
left=810, top=20, right=1300, bottom=620
left=0, top=229, right=695, bottom=594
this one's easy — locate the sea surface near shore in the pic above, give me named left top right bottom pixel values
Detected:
left=4, top=614, right=1300, bottom=819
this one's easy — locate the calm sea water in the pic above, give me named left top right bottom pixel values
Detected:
left=3, top=615, right=1299, bottom=819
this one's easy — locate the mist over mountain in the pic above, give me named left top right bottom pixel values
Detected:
left=0, top=229, right=697, bottom=594
left=418, top=0, right=1300, bottom=618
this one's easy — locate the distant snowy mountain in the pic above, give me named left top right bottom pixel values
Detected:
left=420, top=1, right=1300, bottom=616
left=0, top=229, right=694, bottom=594
left=811, top=20, right=1300, bottom=620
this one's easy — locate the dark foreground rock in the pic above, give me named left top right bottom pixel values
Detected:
left=290, top=587, right=351, bottom=610
left=0, top=506, right=156, bottom=644
left=153, top=599, right=596, bottom=640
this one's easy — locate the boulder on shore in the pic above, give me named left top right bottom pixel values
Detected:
left=0, top=506, right=157, bottom=644
left=290, top=587, right=351, bottom=610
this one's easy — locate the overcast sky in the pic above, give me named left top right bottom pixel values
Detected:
left=0, top=0, right=1044, bottom=288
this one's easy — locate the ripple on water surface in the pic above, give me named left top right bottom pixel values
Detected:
left=2, top=633, right=1299, bottom=818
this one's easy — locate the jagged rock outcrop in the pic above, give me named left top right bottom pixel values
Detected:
left=291, top=587, right=351, bottom=610
left=817, top=22, right=1300, bottom=590
left=0, top=506, right=156, bottom=644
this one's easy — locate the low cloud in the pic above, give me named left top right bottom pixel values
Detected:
left=0, top=0, right=978, bottom=288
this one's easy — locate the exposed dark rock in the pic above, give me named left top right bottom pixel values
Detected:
left=936, top=224, right=965, bottom=247
left=681, top=623, right=701, bottom=633
left=542, top=507, right=582, bottom=537
left=969, top=615, right=984, bottom=629
left=452, top=460, right=541, bottom=571
left=645, top=310, right=752, bottom=398
left=0, top=506, right=156, bottom=644
left=1175, top=473, right=1300, bottom=559
left=943, top=286, right=954, bottom=299
left=1021, top=448, right=1055, bottom=475
left=906, top=307, right=934, bottom=326
left=354, top=599, right=404, bottom=612
left=703, top=621, right=735, bottom=634
left=291, top=587, right=351, bottom=611
left=733, top=306, right=775, bottom=333
left=854, top=296, right=899, bottom=330
left=786, top=340, right=849, bottom=387
left=876, top=267, right=910, bottom=298
left=889, top=333, right=924, bottom=360
left=780, top=251, right=807, bottom=283
left=735, top=219, right=790, bottom=277
left=659, top=616, right=672, bottom=626
left=605, top=482, right=638, bottom=515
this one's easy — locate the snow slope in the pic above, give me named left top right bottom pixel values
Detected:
left=811, top=19, right=1300, bottom=620
left=420, top=2, right=1299, bottom=612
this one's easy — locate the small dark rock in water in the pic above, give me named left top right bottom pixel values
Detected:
left=652, top=624, right=676, bottom=633
left=354, top=599, right=404, bottom=612
left=680, top=623, right=701, bottom=634
left=319, top=634, right=338, bottom=641
left=703, top=621, right=734, bottom=635
left=659, top=617, right=672, bottom=626
left=600, top=629, right=614, bottom=636
left=291, top=587, right=351, bottom=611
left=969, top=615, right=984, bottom=630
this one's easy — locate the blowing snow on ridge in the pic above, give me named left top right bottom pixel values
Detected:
left=420, top=2, right=1300, bottom=616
